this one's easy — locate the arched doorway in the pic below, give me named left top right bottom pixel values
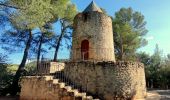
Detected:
left=81, top=40, right=89, bottom=60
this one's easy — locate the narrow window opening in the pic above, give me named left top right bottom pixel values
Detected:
left=83, top=13, right=88, bottom=22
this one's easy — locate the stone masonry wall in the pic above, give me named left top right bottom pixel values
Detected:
left=20, top=76, right=99, bottom=100
left=20, top=76, right=67, bottom=100
left=20, top=76, right=78, bottom=100
left=38, top=62, right=65, bottom=75
left=64, top=61, right=146, bottom=99
left=72, top=12, right=115, bottom=62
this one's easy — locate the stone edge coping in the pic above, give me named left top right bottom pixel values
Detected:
left=64, top=61, right=144, bottom=68
left=21, top=75, right=54, bottom=79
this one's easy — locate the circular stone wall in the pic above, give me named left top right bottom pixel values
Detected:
left=64, top=61, right=146, bottom=99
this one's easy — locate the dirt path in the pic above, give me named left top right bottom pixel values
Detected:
left=146, top=90, right=170, bottom=100
left=0, top=96, right=19, bottom=100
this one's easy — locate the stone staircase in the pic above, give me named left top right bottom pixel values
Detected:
left=21, top=75, right=99, bottom=100
left=49, top=77, right=99, bottom=100
left=53, top=71, right=100, bottom=100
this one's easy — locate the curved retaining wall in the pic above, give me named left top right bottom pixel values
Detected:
left=64, top=61, right=146, bottom=99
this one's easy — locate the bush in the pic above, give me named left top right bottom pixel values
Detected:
left=0, top=63, right=14, bottom=95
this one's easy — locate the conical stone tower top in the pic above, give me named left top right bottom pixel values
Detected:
left=83, top=1, right=102, bottom=13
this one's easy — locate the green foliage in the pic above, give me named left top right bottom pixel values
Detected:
left=138, top=45, right=170, bottom=89
left=25, top=61, right=36, bottom=75
left=52, top=3, right=77, bottom=61
left=9, top=0, right=70, bottom=30
left=137, top=52, right=150, bottom=66
left=7, top=64, right=18, bottom=74
left=113, top=7, right=148, bottom=61
left=0, top=63, right=18, bottom=90
left=63, top=4, right=77, bottom=22
left=158, top=66, right=170, bottom=88
left=0, top=57, right=36, bottom=95
left=114, top=8, right=148, bottom=35
left=50, top=0, right=70, bottom=20
left=0, top=63, right=14, bottom=95
left=0, top=54, right=14, bottom=95
left=1, top=0, right=77, bottom=96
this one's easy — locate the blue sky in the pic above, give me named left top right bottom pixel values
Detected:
left=1, top=0, right=170, bottom=64
left=71, top=0, right=170, bottom=55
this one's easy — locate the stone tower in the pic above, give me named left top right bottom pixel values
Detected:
left=72, top=1, right=115, bottom=62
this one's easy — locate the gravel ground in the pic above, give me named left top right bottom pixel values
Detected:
left=0, top=96, right=19, bottom=100
left=0, top=90, right=169, bottom=100
left=146, top=90, right=170, bottom=100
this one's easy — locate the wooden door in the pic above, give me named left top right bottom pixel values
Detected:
left=81, top=40, right=89, bottom=60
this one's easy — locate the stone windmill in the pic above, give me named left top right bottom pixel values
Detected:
left=71, top=1, right=116, bottom=62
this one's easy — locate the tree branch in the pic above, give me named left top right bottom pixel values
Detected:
left=0, top=3, right=20, bottom=9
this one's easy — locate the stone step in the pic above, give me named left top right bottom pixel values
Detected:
left=45, top=76, right=53, bottom=81
left=83, top=96, right=93, bottom=100
left=75, top=96, right=83, bottom=100
left=52, top=77, right=100, bottom=100
left=59, top=82, right=65, bottom=88
left=75, top=92, right=86, bottom=97
left=70, top=89, right=79, bottom=95
left=64, top=86, right=72, bottom=91
left=52, top=79, right=59, bottom=84
left=64, top=87, right=96, bottom=100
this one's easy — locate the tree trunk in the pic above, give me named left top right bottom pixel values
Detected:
left=36, top=34, right=43, bottom=72
left=120, top=33, right=124, bottom=60
left=10, top=29, right=32, bottom=96
left=120, top=45, right=124, bottom=60
left=53, top=20, right=66, bottom=61
left=53, top=32, right=64, bottom=61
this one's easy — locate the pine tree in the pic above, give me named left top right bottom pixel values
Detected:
left=112, top=8, right=148, bottom=61
left=0, top=0, right=75, bottom=95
